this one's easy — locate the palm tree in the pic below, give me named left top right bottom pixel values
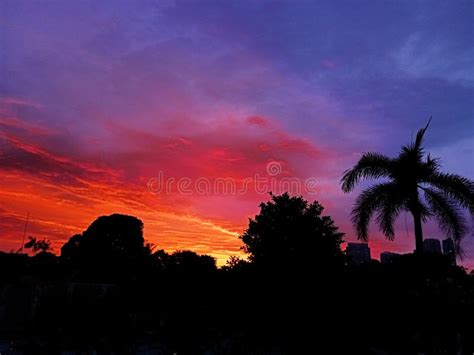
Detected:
left=24, top=236, right=53, bottom=254
left=341, top=119, right=474, bottom=255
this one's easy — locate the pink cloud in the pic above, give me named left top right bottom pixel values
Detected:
left=0, top=96, right=43, bottom=109
left=0, top=116, right=54, bottom=136
left=247, top=115, right=270, bottom=128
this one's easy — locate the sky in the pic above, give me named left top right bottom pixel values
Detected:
left=1, top=0, right=473, bottom=267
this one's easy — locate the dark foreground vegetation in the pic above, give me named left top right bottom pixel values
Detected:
left=0, top=193, right=473, bottom=354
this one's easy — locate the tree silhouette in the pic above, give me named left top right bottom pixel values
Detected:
left=222, top=255, right=250, bottom=272
left=61, top=214, right=146, bottom=259
left=168, top=250, right=217, bottom=273
left=60, top=234, right=82, bottom=261
left=240, top=193, right=345, bottom=271
left=2, top=210, right=473, bottom=353
left=60, top=214, right=149, bottom=280
left=24, top=236, right=53, bottom=254
left=341, top=119, right=474, bottom=255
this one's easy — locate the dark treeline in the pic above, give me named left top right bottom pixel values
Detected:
left=0, top=193, right=473, bottom=354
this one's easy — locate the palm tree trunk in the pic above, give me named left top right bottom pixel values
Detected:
left=410, top=188, right=424, bottom=255
left=412, top=210, right=424, bottom=254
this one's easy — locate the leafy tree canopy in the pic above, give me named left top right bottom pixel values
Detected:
left=240, top=193, right=345, bottom=271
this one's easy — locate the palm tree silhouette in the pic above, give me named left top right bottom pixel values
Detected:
left=341, top=119, right=474, bottom=255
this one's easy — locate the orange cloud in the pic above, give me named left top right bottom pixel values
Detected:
left=1, top=111, right=336, bottom=264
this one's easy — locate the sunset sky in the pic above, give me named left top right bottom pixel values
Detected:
left=1, top=0, right=473, bottom=267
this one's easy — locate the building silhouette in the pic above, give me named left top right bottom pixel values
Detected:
left=380, top=238, right=456, bottom=265
left=346, top=243, right=371, bottom=265
left=423, top=238, right=442, bottom=254
left=380, top=251, right=402, bottom=264
left=442, top=238, right=456, bottom=265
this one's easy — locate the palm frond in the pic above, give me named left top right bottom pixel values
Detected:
left=400, top=117, right=432, bottom=161
left=424, top=172, right=474, bottom=213
left=414, top=116, right=432, bottom=151
left=351, top=183, right=399, bottom=241
left=24, top=236, right=36, bottom=249
left=425, top=154, right=440, bottom=171
left=341, top=152, right=393, bottom=192
left=417, top=154, right=442, bottom=179
left=375, top=196, right=405, bottom=241
left=423, top=187, right=467, bottom=256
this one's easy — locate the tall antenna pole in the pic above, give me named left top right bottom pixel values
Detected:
left=20, top=212, right=29, bottom=253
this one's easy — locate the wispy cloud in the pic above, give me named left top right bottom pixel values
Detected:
left=395, top=33, right=474, bottom=85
